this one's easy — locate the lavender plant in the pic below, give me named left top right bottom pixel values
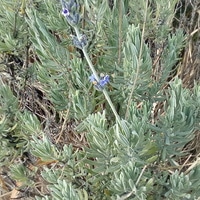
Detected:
left=0, top=0, right=200, bottom=200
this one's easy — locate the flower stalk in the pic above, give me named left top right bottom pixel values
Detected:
left=74, top=27, right=122, bottom=126
left=61, top=0, right=122, bottom=126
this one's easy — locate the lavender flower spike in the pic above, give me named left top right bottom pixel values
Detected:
left=99, top=75, right=110, bottom=87
left=89, top=74, right=110, bottom=90
left=72, top=34, right=87, bottom=49
left=61, top=0, right=80, bottom=25
left=89, top=74, right=96, bottom=83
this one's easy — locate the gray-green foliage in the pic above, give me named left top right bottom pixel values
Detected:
left=0, top=1, right=28, bottom=52
left=152, top=78, right=198, bottom=161
left=0, top=0, right=200, bottom=199
left=122, top=24, right=153, bottom=102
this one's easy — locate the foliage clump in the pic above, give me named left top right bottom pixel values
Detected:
left=0, top=0, right=199, bottom=199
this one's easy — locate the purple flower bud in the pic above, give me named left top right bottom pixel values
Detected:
left=89, top=74, right=110, bottom=90
left=72, top=35, right=87, bottom=49
left=99, top=75, right=110, bottom=87
left=89, top=74, right=96, bottom=82
left=62, top=8, right=70, bottom=16
left=61, top=0, right=80, bottom=25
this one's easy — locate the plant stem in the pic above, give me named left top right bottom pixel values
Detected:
left=74, top=26, right=122, bottom=126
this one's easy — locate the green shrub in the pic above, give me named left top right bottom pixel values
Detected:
left=0, top=0, right=199, bottom=199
